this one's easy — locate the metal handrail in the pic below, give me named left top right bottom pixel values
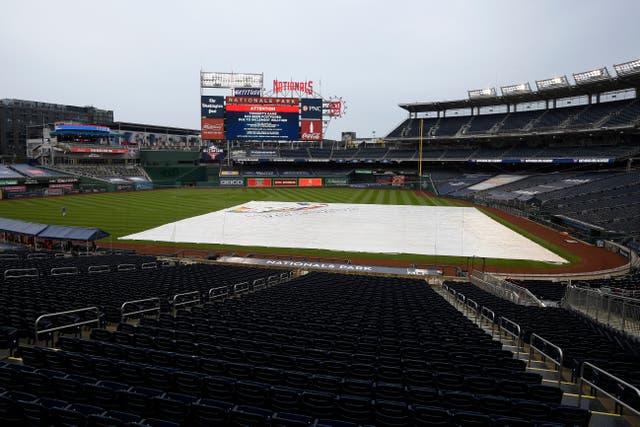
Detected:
left=141, top=262, right=158, bottom=270
left=172, top=291, right=200, bottom=309
left=456, top=292, right=466, bottom=308
left=466, top=298, right=479, bottom=319
left=209, top=286, right=229, bottom=301
left=121, top=297, right=161, bottom=321
left=4, top=268, right=39, bottom=279
left=253, top=278, right=266, bottom=291
left=51, top=266, right=79, bottom=276
left=34, top=306, right=100, bottom=343
left=88, top=265, right=111, bottom=274
left=117, top=263, right=136, bottom=272
left=579, top=361, right=640, bottom=416
left=267, top=275, right=279, bottom=286
left=480, top=306, right=496, bottom=337
left=26, top=253, right=48, bottom=259
left=0, top=253, right=19, bottom=260
left=233, top=281, right=250, bottom=294
left=499, top=316, right=522, bottom=357
left=279, top=272, right=289, bottom=283
left=529, top=333, right=564, bottom=386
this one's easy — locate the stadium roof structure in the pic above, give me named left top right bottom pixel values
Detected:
left=0, top=217, right=109, bottom=241
left=400, top=73, right=640, bottom=113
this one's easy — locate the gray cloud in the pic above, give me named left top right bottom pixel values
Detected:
left=1, top=0, right=638, bottom=140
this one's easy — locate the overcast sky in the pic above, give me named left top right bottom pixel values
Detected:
left=2, top=0, right=639, bottom=140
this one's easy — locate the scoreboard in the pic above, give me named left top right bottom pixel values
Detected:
left=225, top=97, right=299, bottom=141
left=200, top=96, right=323, bottom=141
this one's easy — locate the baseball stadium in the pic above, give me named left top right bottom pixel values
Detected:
left=0, top=60, right=639, bottom=427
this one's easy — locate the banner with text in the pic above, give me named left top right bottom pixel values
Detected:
left=247, top=178, right=272, bottom=187
left=225, top=97, right=299, bottom=141
left=201, top=118, right=225, bottom=140
left=300, top=119, right=322, bottom=141
left=201, top=96, right=225, bottom=118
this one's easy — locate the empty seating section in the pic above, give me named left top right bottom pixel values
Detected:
left=497, top=110, right=541, bottom=133
left=387, top=99, right=639, bottom=141
left=465, top=113, right=505, bottom=134
left=538, top=171, right=640, bottom=235
left=518, top=273, right=640, bottom=302
left=433, top=116, right=470, bottom=137
left=602, top=99, right=640, bottom=127
left=53, top=164, right=148, bottom=180
left=0, top=253, right=157, bottom=280
left=0, top=270, right=594, bottom=425
left=444, top=282, right=640, bottom=393
left=0, top=261, right=279, bottom=337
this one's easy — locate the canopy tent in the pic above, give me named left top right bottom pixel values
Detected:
left=0, top=217, right=109, bottom=242
left=37, top=225, right=110, bottom=241
left=0, top=218, right=49, bottom=236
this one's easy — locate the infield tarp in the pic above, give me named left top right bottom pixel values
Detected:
left=120, top=201, right=566, bottom=263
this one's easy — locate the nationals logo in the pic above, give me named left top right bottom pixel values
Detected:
left=229, top=202, right=327, bottom=214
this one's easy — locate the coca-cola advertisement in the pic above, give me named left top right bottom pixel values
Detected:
left=300, top=119, right=322, bottom=141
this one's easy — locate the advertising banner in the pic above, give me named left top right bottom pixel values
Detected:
left=49, top=183, right=74, bottom=189
left=201, top=96, right=225, bottom=118
left=298, top=178, right=322, bottom=187
left=247, top=178, right=272, bottom=187
left=225, top=97, right=299, bottom=141
left=69, top=148, right=129, bottom=154
left=300, top=119, right=322, bottom=141
left=220, top=178, right=245, bottom=187
left=201, top=118, right=225, bottom=140
left=274, top=178, right=297, bottom=187
left=300, top=98, right=323, bottom=119
left=325, top=177, right=348, bottom=186
left=233, top=88, right=262, bottom=97
left=2, top=185, right=27, bottom=192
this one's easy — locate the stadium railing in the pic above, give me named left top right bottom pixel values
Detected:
left=470, top=271, right=545, bottom=307
left=561, top=285, right=640, bottom=337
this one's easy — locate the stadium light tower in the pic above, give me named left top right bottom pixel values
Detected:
left=535, top=75, right=569, bottom=91
left=614, top=59, right=640, bottom=77
left=573, top=67, right=610, bottom=84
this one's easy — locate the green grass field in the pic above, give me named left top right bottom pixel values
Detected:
left=0, top=188, right=575, bottom=269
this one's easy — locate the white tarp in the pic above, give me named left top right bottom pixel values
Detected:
left=120, top=201, right=566, bottom=263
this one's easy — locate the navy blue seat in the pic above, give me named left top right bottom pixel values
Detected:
left=84, top=380, right=129, bottom=410
left=51, top=403, right=104, bottom=427
left=270, top=386, right=302, bottom=413
left=411, top=404, right=450, bottom=426
left=88, top=410, right=141, bottom=427
left=190, top=398, right=233, bottom=426
left=230, top=404, right=273, bottom=426
left=374, top=399, right=409, bottom=427
left=300, top=390, right=337, bottom=419
left=235, top=380, right=270, bottom=407
left=118, top=387, right=162, bottom=417
left=335, top=394, right=372, bottom=424
left=271, top=411, right=315, bottom=426
left=202, top=376, right=235, bottom=401
left=152, top=392, right=197, bottom=423
left=451, top=409, right=493, bottom=427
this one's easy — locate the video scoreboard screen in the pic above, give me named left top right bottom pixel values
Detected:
left=200, top=96, right=324, bottom=142
left=225, top=97, right=299, bottom=141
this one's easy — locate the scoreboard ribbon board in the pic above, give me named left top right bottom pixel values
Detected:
left=225, top=97, right=300, bottom=141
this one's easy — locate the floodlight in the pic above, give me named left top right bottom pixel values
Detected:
left=468, top=87, right=497, bottom=99
left=573, top=67, right=610, bottom=84
left=501, top=82, right=532, bottom=96
left=614, top=59, right=640, bottom=77
left=535, top=76, right=570, bottom=91
left=201, top=71, right=263, bottom=89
